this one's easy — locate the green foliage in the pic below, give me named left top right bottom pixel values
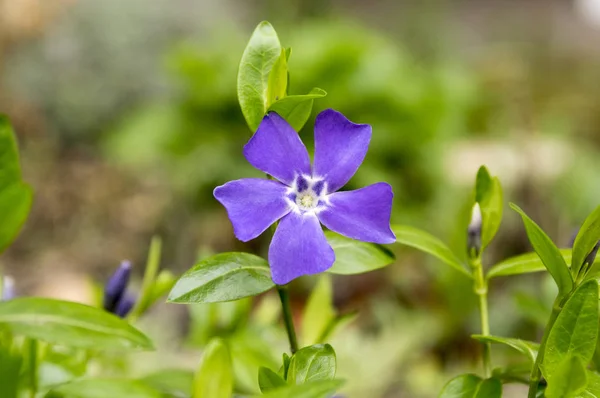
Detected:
left=0, top=298, right=153, bottom=350
left=256, top=379, right=343, bottom=398
left=168, top=252, right=275, bottom=303
left=393, top=224, right=471, bottom=278
left=542, top=280, right=599, bottom=380
left=193, top=338, right=233, bottom=398
left=571, top=205, right=600, bottom=277
left=474, top=166, right=503, bottom=250
left=301, top=275, right=335, bottom=346
left=267, top=49, right=288, bottom=108
left=486, top=249, right=575, bottom=279
left=579, top=371, right=600, bottom=398
left=0, top=116, right=32, bottom=255
left=0, top=344, right=21, bottom=398
left=471, top=335, right=539, bottom=363
left=325, top=231, right=395, bottom=275
left=268, top=88, right=327, bottom=132
left=439, top=374, right=502, bottom=398
left=287, top=344, right=336, bottom=385
left=511, top=203, right=573, bottom=298
left=140, top=369, right=194, bottom=398
left=545, top=356, right=587, bottom=398
left=258, top=367, right=286, bottom=392
left=48, top=379, right=162, bottom=398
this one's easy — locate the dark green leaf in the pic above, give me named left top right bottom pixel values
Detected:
left=287, top=344, right=336, bottom=385
left=259, top=367, right=286, bottom=392
left=474, top=166, right=503, bottom=250
left=193, top=338, right=233, bottom=398
left=48, top=379, right=162, bottom=398
left=392, top=225, right=471, bottom=278
left=256, top=379, right=343, bottom=398
left=543, top=280, right=599, bottom=379
left=545, top=356, right=587, bottom=398
left=510, top=203, right=573, bottom=298
left=0, top=344, right=21, bottom=398
left=302, top=275, right=335, bottom=346
left=267, top=49, right=288, bottom=107
left=487, top=250, right=574, bottom=279
left=572, top=205, right=600, bottom=277
left=237, top=21, right=282, bottom=131
left=168, top=252, right=275, bottom=303
left=471, top=335, right=539, bottom=363
left=0, top=298, right=153, bottom=350
left=326, top=231, right=395, bottom=275
left=268, top=88, right=327, bottom=132
left=439, top=374, right=502, bottom=398
left=140, top=369, right=193, bottom=398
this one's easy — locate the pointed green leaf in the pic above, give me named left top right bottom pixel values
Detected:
left=546, top=356, right=587, bottom=398
left=168, top=252, right=275, bottom=303
left=487, top=249, right=575, bottom=279
left=193, top=338, right=233, bottom=398
left=140, top=369, right=193, bottom=398
left=439, top=374, right=502, bottom=398
left=302, top=275, right=335, bottom=346
left=474, top=166, right=503, bottom=250
left=237, top=21, right=282, bottom=131
left=510, top=203, right=573, bottom=297
left=471, top=335, right=539, bottom=363
left=572, top=205, right=600, bottom=277
left=393, top=225, right=471, bottom=278
left=256, top=379, right=343, bottom=398
left=287, top=344, right=336, bottom=385
left=326, top=231, right=395, bottom=275
left=543, top=280, right=599, bottom=379
left=259, top=367, right=286, bottom=392
left=267, top=49, right=288, bottom=107
left=0, top=298, right=153, bottom=350
left=268, top=88, right=327, bottom=132
left=48, top=379, right=161, bottom=398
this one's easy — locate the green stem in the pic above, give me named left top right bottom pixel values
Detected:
left=527, top=298, right=562, bottom=398
left=471, top=256, right=492, bottom=377
left=26, top=338, right=38, bottom=398
left=277, top=285, right=299, bottom=354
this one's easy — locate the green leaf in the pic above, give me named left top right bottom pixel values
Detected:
left=572, top=205, right=600, bottom=277
left=168, top=252, right=275, bottom=303
left=302, top=275, right=335, bottom=346
left=259, top=367, right=286, bottom=392
left=471, top=335, right=539, bottom=363
left=287, top=344, right=336, bottom=385
left=193, top=338, right=233, bottom=398
left=279, top=352, right=291, bottom=380
left=0, top=344, right=21, bottom=398
left=129, top=236, right=162, bottom=320
left=392, top=225, right=471, bottom=278
left=545, top=356, right=587, bottom=398
left=267, top=49, right=288, bottom=108
left=256, top=379, right=343, bottom=398
left=0, top=297, right=153, bottom=350
left=0, top=116, right=33, bottom=254
left=268, top=88, right=327, bottom=132
left=578, top=371, right=600, bottom=398
left=474, top=166, right=503, bottom=250
left=543, top=280, right=599, bottom=379
left=325, top=231, right=395, bottom=275
left=439, top=374, right=502, bottom=398
left=140, top=369, right=193, bottom=398
left=487, top=249, right=574, bottom=279
left=147, top=270, right=177, bottom=305
left=237, top=21, right=282, bottom=132
left=48, top=379, right=162, bottom=398
left=510, top=203, right=573, bottom=298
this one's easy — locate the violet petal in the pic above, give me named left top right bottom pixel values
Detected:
left=269, top=211, right=335, bottom=285
left=214, top=178, right=292, bottom=242
left=318, top=182, right=396, bottom=244
left=114, top=294, right=135, bottom=318
left=103, top=261, right=131, bottom=312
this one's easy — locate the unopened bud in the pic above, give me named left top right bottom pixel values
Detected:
left=114, top=294, right=135, bottom=318
left=103, top=261, right=131, bottom=313
left=2, top=276, right=15, bottom=301
left=467, top=202, right=482, bottom=257
left=584, top=241, right=600, bottom=268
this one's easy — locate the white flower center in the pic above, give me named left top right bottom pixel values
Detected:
left=288, top=175, right=328, bottom=214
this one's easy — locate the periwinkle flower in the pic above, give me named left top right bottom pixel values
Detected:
left=214, top=109, right=395, bottom=285
left=103, top=260, right=135, bottom=318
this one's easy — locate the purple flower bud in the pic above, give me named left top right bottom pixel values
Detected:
left=569, top=229, right=600, bottom=269
left=103, top=261, right=131, bottom=313
left=467, top=203, right=482, bottom=257
left=2, top=276, right=15, bottom=301
left=114, top=294, right=136, bottom=318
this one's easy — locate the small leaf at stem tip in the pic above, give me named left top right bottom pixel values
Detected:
left=474, top=166, right=503, bottom=251
left=267, top=49, right=288, bottom=108
left=572, top=205, right=600, bottom=278
left=259, top=367, right=286, bottom=392
left=255, top=379, right=343, bottom=398
left=439, top=374, right=502, bottom=398
left=287, top=344, right=336, bottom=385
left=268, top=88, right=327, bottom=132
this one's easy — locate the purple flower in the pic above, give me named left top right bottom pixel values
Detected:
left=214, top=109, right=395, bottom=285
left=2, top=276, right=15, bottom=301
left=103, top=261, right=135, bottom=318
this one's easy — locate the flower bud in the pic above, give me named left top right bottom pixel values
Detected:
left=584, top=241, right=600, bottom=268
left=2, top=276, right=15, bottom=301
left=103, top=261, right=131, bottom=313
left=467, top=202, right=482, bottom=258
left=114, top=294, right=135, bottom=318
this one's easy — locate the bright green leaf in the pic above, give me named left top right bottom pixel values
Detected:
left=0, top=298, right=153, bottom=350
left=392, top=225, right=471, bottom=278
left=0, top=344, right=21, bottom=398
left=268, top=88, right=327, bottom=132
left=237, top=21, right=282, bottom=131
left=193, top=338, right=233, bottom=398
left=326, top=231, right=395, bottom=275
left=257, top=379, right=343, bottom=398
left=439, top=374, right=502, bottom=398
left=572, top=205, right=600, bottom=278
left=474, top=166, right=503, bottom=250
left=287, top=344, right=336, bottom=385
left=546, top=356, right=587, bottom=398
left=48, top=379, right=162, bottom=398
left=471, top=335, right=539, bottom=363
left=487, top=249, right=575, bottom=279
left=543, top=280, right=599, bottom=379
left=578, top=371, right=600, bottom=398
left=510, top=203, right=573, bottom=298
left=302, top=275, right=335, bottom=346
left=267, top=49, right=288, bottom=108
left=147, top=270, right=177, bottom=305
left=259, top=367, right=286, bottom=392
left=140, top=369, right=193, bottom=398
left=168, top=252, right=275, bottom=303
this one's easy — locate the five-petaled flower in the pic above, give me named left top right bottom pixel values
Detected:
left=214, top=109, right=395, bottom=285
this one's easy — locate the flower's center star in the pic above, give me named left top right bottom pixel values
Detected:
left=289, top=175, right=327, bottom=213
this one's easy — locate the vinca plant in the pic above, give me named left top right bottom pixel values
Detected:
left=0, top=20, right=599, bottom=398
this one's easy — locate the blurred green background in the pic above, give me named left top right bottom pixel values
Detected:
left=1, top=0, right=600, bottom=396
